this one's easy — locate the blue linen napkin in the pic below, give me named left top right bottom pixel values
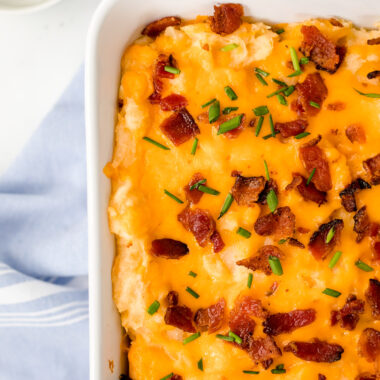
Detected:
left=0, top=66, right=89, bottom=380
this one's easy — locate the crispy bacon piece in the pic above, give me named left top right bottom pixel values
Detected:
left=257, top=179, right=278, bottom=206
left=364, top=154, right=380, bottom=185
left=275, top=119, right=308, bottom=138
left=210, top=230, right=225, bottom=253
left=300, top=137, right=332, bottom=192
left=288, top=237, right=305, bottom=249
left=164, top=305, right=196, bottom=333
left=160, top=108, right=200, bottom=146
left=367, top=37, right=380, bottom=45
left=248, top=336, right=282, bottom=369
left=308, top=219, right=344, bottom=260
left=290, top=173, right=327, bottom=205
left=184, top=173, right=206, bottom=204
left=359, top=328, right=380, bottom=362
left=170, top=375, right=183, bottom=380
left=327, top=102, right=346, bottom=111
left=231, top=172, right=266, bottom=207
left=355, top=374, right=377, bottom=380
left=167, top=291, right=179, bottom=306
left=142, top=16, right=181, bottom=38
left=319, top=375, right=327, bottom=380
left=254, top=206, right=296, bottom=238
left=194, top=298, right=226, bottom=333
left=237, top=245, right=284, bottom=276
left=284, top=339, right=344, bottom=362
left=373, top=241, right=380, bottom=262
left=339, top=179, right=371, bottom=212
left=300, top=25, right=345, bottom=73
left=209, top=3, right=244, bottom=35
left=263, top=309, right=316, bottom=336
left=160, top=94, right=188, bottom=111
left=367, top=70, right=380, bottom=79
left=346, top=124, right=366, bottom=144
left=365, top=279, right=380, bottom=320
left=149, top=54, right=176, bottom=103
left=354, top=206, right=371, bottom=242
left=151, top=238, right=189, bottom=259
left=331, top=294, right=365, bottom=330
left=329, top=18, right=343, bottom=27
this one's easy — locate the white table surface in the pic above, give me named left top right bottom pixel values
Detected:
left=0, top=0, right=101, bottom=175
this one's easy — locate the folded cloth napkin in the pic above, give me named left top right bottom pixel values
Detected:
left=0, top=66, right=88, bottom=380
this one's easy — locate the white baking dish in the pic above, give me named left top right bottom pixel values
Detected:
left=85, top=1, right=380, bottom=379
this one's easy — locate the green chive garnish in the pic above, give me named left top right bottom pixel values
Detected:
left=299, top=57, right=309, bottom=65
left=188, top=271, right=197, bottom=278
left=147, top=300, right=160, bottom=315
left=272, top=78, right=287, bottom=86
left=277, top=94, right=287, bottom=105
left=218, top=115, right=243, bottom=135
left=223, top=106, right=239, bottom=115
left=271, top=364, right=286, bottom=374
left=197, top=358, right=204, bottom=371
left=295, top=132, right=310, bottom=139
left=221, top=43, right=239, bottom=52
left=201, top=98, right=216, bottom=108
left=164, top=189, right=184, bottom=204
left=143, top=136, right=170, bottom=150
left=189, top=179, right=206, bottom=191
left=160, top=373, right=174, bottom=380
left=237, top=227, right=251, bottom=239
left=325, top=227, right=335, bottom=244
left=306, top=168, right=316, bottom=185
left=267, top=86, right=288, bottom=98
left=186, top=286, right=200, bottom=299
left=191, top=138, right=198, bottom=155
left=264, top=160, right=270, bottom=180
left=269, top=114, right=275, bottom=137
left=267, top=189, right=278, bottom=212
left=355, top=259, right=374, bottom=272
left=354, top=88, right=380, bottom=98
left=328, top=251, right=342, bottom=269
left=183, top=332, right=201, bottom=345
left=243, top=370, right=260, bottom=375
left=197, top=184, right=220, bottom=196
left=256, top=73, right=268, bottom=86
left=209, top=100, right=220, bottom=123
left=322, top=288, right=341, bottom=298
left=275, top=28, right=285, bottom=34
left=216, top=334, right=234, bottom=342
left=218, top=193, right=234, bottom=219
left=224, top=86, right=238, bottom=100
left=268, top=255, right=283, bottom=275
left=283, top=85, right=295, bottom=97
left=247, top=273, right=253, bottom=288
left=288, top=70, right=302, bottom=78
left=262, top=131, right=280, bottom=140
left=309, top=101, right=320, bottom=108
left=255, top=116, right=264, bottom=137
left=255, top=67, right=270, bottom=77
left=290, top=47, right=301, bottom=72
left=253, top=105, right=269, bottom=116
left=278, top=238, right=287, bottom=244
left=229, top=331, right=243, bottom=344
left=164, top=66, right=180, bottom=75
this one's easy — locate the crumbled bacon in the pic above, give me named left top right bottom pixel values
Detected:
left=284, top=339, right=344, bottom=362
left=151, top=239, right=189, bottom=259
left=170, top=375, right=183, bottom=380
left=231, top=172, right=266, bottom=207
left=160, top=94, right=188, bottom=111
left=367, top=70, right=380, bottom=79
left=194, top=298, right=226, bottom=333
left=346, top=124, right=366, bottom=144
left=308, top=219, right=344, bottom=260
left=210, top=230, right=225, bottom=253
left=289, top=173, right=327, bottom=205
left=373, top=241, right=380, bottom=262
left=141, top=16, right=181, bottom=38
left=327, top=102, right=346, bottom=111
left=329, top=18, right=343, bottom=27
left=184, top=173, right=206, bottom=204
left=149, top=54, right=176, bottom=103
left=237, top=245, right=284, bottom=276
left=300, top=25, right=345, bottom=73
left=354, top=206, right=371, bottom=242
left=355, top=373, right=377, bottom=380
left=288, top=237, right=305, bottom=249
left=248, top=336, right=282, bottom=369
left=319, top=375, right=327, bottom=380
left=167, top=291, right=179, bottom=306
left=160, top=108, right=200, bottom=146
left=263, top=309, right=316, bottom=336
left=274, top=119, right=308, bottom=138
left=339, top=179, right=371, bottom=212
left=164, top=305, right=196, bottom=333
left=365, top=278, right=380, bottom=320
left=358, top=328, right=380, bottom=362
left=257, top=179, right=279, bottom=205
left=367, top=37, right=380, bottom=45
left=209, top=3, right=244, bottom=35
left=254, top=207, right=296, bottom=238
left=363, top=154, right=380, bottom=185
left=331, top=294, right=365, bottom=330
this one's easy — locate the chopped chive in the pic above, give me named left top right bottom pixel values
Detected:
left=299, top=57, right=309, bottom=65
left=268, top=255, right=283, bottom=275
left=266, top=86, right=288, bottom=98
left=164, top=189, right=184, bottom=204
left=328, top=251, right=342, bottom=269
left=267, top=189, right=278, bottom=213
left=247, top=273, right=253, bottom=288
left=186, top=286, right=200, bottom=299
left=223, top=106, right=239, bottom=115
left=224, top=86, right=238, bottom=100
left=262, top=131, right=280, bottom=140
left=164, top=65, right=180, bottom=75
left=216, top=334, right=234, bottom=342
left=277, top=94, right=287, bottom=105
left=325, top=227, right=335, bottom=244
left=275, top=28, right=285, bottom=34
left=189, top=179, right=206, bottom=191
left=256, top=73, right=268, bottom=86
left=354, top=88, right=380, bottom=98
left=272, top=78, right=287, bottom=86
left=271, top=364, right=286, bottom=374
left=209, top=100, right=220, bottom=123
left=295, top=132, right=310, bottom=139
left=283, top=85, right=295, bottom=97
left=243, top=370, right=260, bottom=374
left=201, top=98, right=216, bottom=108
left=309, top=101, right=320, bottom=108
left=237, top=227, right=251, bottom=239
left=322, top=288, right=341, bottom=298
left=147, top=300, right=160, bottom=315
left=218, top=193, right=234, bottom=219
left=355, top=259, right=374, bottom=272
left=254, top=67, right=270, bottom=77
left=160, top=373, right=174, bottom=380
left=288, top=70, right=302, bottom=78
left=143, top=136, right=170, bottom=150
left=197, top=358, right=204, bottom=371
left=218, top=115, right=243, bottom=135
left=269, top=114, right=275, bottom=137
left=264, top=160, right=270, bottom=180
left=278, top=238, right=287, bottom=245
left=183, top=332, right=201, bottom=345
left=255, top=116, right=264, bottom=137
left=188, top=271, right=197, bottom=278
left=191, top=138, right=198, bottom=155
left=290, top=47, right=301, bottom=72
left=198, top=184, right=220, bottom=195
left=253, top=105, right=269, bottom=116
left=229, top=331, right=243, bottom=344
left=221, top=43, right=239, bottom=52
left=306, top=168, right=316, bottom=185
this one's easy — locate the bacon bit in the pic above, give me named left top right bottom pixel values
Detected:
left=298, top=226, right=310, bottom=234
left=292, top=73, right=328, bottom=117
left=210, top=230, right=225, bottom=253
left=308, top=219, right=344, bottom=260
left=367, top=70, right=380, bottom=79
left=290, top=173, right=327, bottom=205
left=164, top=305, right=196, bottom=333
left=151, top=239, right=189, bottom=259
left=167, top=291, right=179, bottom=306
left=209, top=3, right=244, bottom=35
left=319, top=375, right=327, bottom=380
left=231, top=171, right=266, bottom=207
left=367, top=37, right=380, bottom=45
left=194, top=298, right=226, bottom=333
left=254, top=206, right=296, bottom=238
left=248, top=336, right=282, bottom=369
left=267, top=281, right=279, bottom=296
left=237, top=245, right=284, bottom=276
left=249, top=118, right=256, bottom=128
left=257, top=179, right=279, bottom=206
left=331, top=294, right=365, bottom=330
left=346, top=124, right=366, bottom=144
left=300, top=25, right=345, bottom=73
left=363, top=154, right=380, bottom=185
left=160, top=94, right=188, bottom=111
left=142, top=16, right=181, bottom=38
left=355, top=373, right=377, bottom=380
left=373, top=241, right=380, bottom=262
left=288, top=237, right=305, bottom=249
left=160, top=108, right=200, bottom=146
left=149, top=54, right=175, bottom=103
left=354, top=206, right=371, bottom=243
left=284, top=339, right=344, bottom=362
left=365, top=278, right=380, bottom=320
left=340, top=179, right=371, bottom=212
left=184, top=173, right=206, bottom=204
left=275, top=119, right=308, bottom=138
left=215, top=114, right=246, bottom=139
left=329, top=18, right=343, bottom=27
left=202, top=43, right=210, bottom=51
left=170, top=375, right=183, bottom=380
left=327, top=102, right=346, bottom=111
left=358, top=328, right=380, bottom=362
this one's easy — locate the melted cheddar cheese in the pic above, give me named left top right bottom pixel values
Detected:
left=107, top=13, right=380, bottom=380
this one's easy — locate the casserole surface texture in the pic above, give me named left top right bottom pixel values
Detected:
left=106, top=4, right=380, bottom=379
